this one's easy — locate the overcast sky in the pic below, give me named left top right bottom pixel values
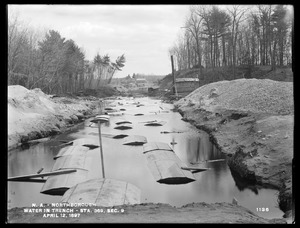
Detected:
left=9, top=4, right=191, bottom=78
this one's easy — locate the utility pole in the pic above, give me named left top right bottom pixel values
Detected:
left=97, top=100, right=105, bottom=178
left=171, top=55, right=177, bottom=95
left=187, top=37, right=191, bottom=69
left=97, top=120, right=105, bottom=178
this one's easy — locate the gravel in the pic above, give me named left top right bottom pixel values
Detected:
left=176, top=79, right=294, bottom=115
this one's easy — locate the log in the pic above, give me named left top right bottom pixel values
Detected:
left=8, top=169, right=77, bottom=182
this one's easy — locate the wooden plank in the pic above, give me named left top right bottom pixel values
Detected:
left=115, top=120, right=132, bottom=125
left=61, top=138, right=99, bottom=148
left=40, top=169, right=88, bottom=195
left=139, top=120, right=158, bottom=123
left=190, top=159, right=225, bottom=165
left=158, top=161, right=195, bottom=184
left=178, top=165, right=196, bottom=181
left=145, top=150, right=179, bottom=163
left=90, top=118, right=108, bottom=124
left=114, top=124, right=132, bottom=130
left=113, top=134, right=129, bottom=139
left=143, top=142, right=173, bottom=153
left=52, top=154, right=87, bottom=171
left=61, top=179, right=104, bottom=204
left=147, top=160, right=195, bottom=184
left=146, top=160, right=162, bottom=182
left=8, top=169, right=77, bottom=181
left=61, top=178, right=141, bottom=206
left=54, top=145, right=90, bottom=159
left=104, top=108, right=116, bottom=111
left=95, top=114, right=110, bottom=119
left=60, top=182, right=77, bottom=202
left=144, top=121, right=166, bottom=126
left=8, top=178, right=46, bottom=183
left=124, top=182, right=141, bottom=205
left=123, top=135, right=147, bottom=146
left=96, top=179, right=126, bottom=207
left=107, top=112, right=123, bottom=116
left=88, top=132, right=129, bottom=139
left=90, top=115, right=110, bottom=124
left=144, top=148, right=196, bottom=184
left=181, top=167, right=210, bottom=172
left=157, top=161, right=185, bottom=179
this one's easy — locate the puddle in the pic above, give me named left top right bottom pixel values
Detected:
left=7, top=97, right=284, bottom=219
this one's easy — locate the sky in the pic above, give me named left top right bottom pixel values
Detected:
left=8, top=4, right=190, bottom=78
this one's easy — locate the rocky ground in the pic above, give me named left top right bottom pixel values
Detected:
left=7, top=203, right=286, bottom=224
left=174, top=78, right=294, bottom=220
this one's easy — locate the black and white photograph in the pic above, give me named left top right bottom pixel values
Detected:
left=7, top=4, right=294, bottom=224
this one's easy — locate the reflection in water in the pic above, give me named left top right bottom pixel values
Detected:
left=229, top=166, right=259, bottom=195
left=185, top=135, right=225, bottom=164
left=8, top=143, right=62, bottom=208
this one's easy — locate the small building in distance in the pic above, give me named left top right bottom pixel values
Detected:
left=175, top=78, right=199, bottom=94
left=135, top=78, right=148, bottom=87
left=135, top=78, right=148, bottom=93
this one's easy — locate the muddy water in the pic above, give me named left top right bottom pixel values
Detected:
left=8, top=97, right=284, bottom=219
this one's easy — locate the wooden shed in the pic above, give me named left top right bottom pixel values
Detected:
left=175, top=78, right=199, bottom=93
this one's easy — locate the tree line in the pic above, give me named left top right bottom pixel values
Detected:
left=8, top=11, right=126, bottom=94
left=169, top=5, right=293, bottom=79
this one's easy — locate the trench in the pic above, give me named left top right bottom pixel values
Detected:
left=7, top=96, right=284, bottom=219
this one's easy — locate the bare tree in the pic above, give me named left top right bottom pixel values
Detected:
left=8, top=11, right=29, bottom=85
left=227, top=5, right=248, bottom=79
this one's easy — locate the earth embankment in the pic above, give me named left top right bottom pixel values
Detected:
left=174, top=78, right=294, bottom=217
left=8, top=85, right=98, bottom=150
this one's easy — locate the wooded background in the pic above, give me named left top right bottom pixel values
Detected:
left=169, top=5, right=293, bottom=79
left=7, top=10, right=125, bottom=95
left=8, top=5, right=293, bottom=95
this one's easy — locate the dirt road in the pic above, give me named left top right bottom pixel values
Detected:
left=7, top=203, right=286, bottom=223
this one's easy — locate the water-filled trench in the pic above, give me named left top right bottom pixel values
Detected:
left=8, top=97, right=283, bottom=219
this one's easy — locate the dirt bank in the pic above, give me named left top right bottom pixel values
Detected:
left=174, top=78, right=294, bottom=218
left=8, top=85, right=99, bottom=151
left=7, top=203, right=286, bottom=223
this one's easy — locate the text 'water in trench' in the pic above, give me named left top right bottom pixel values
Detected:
left=8, top=97, right=284, bottom=219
